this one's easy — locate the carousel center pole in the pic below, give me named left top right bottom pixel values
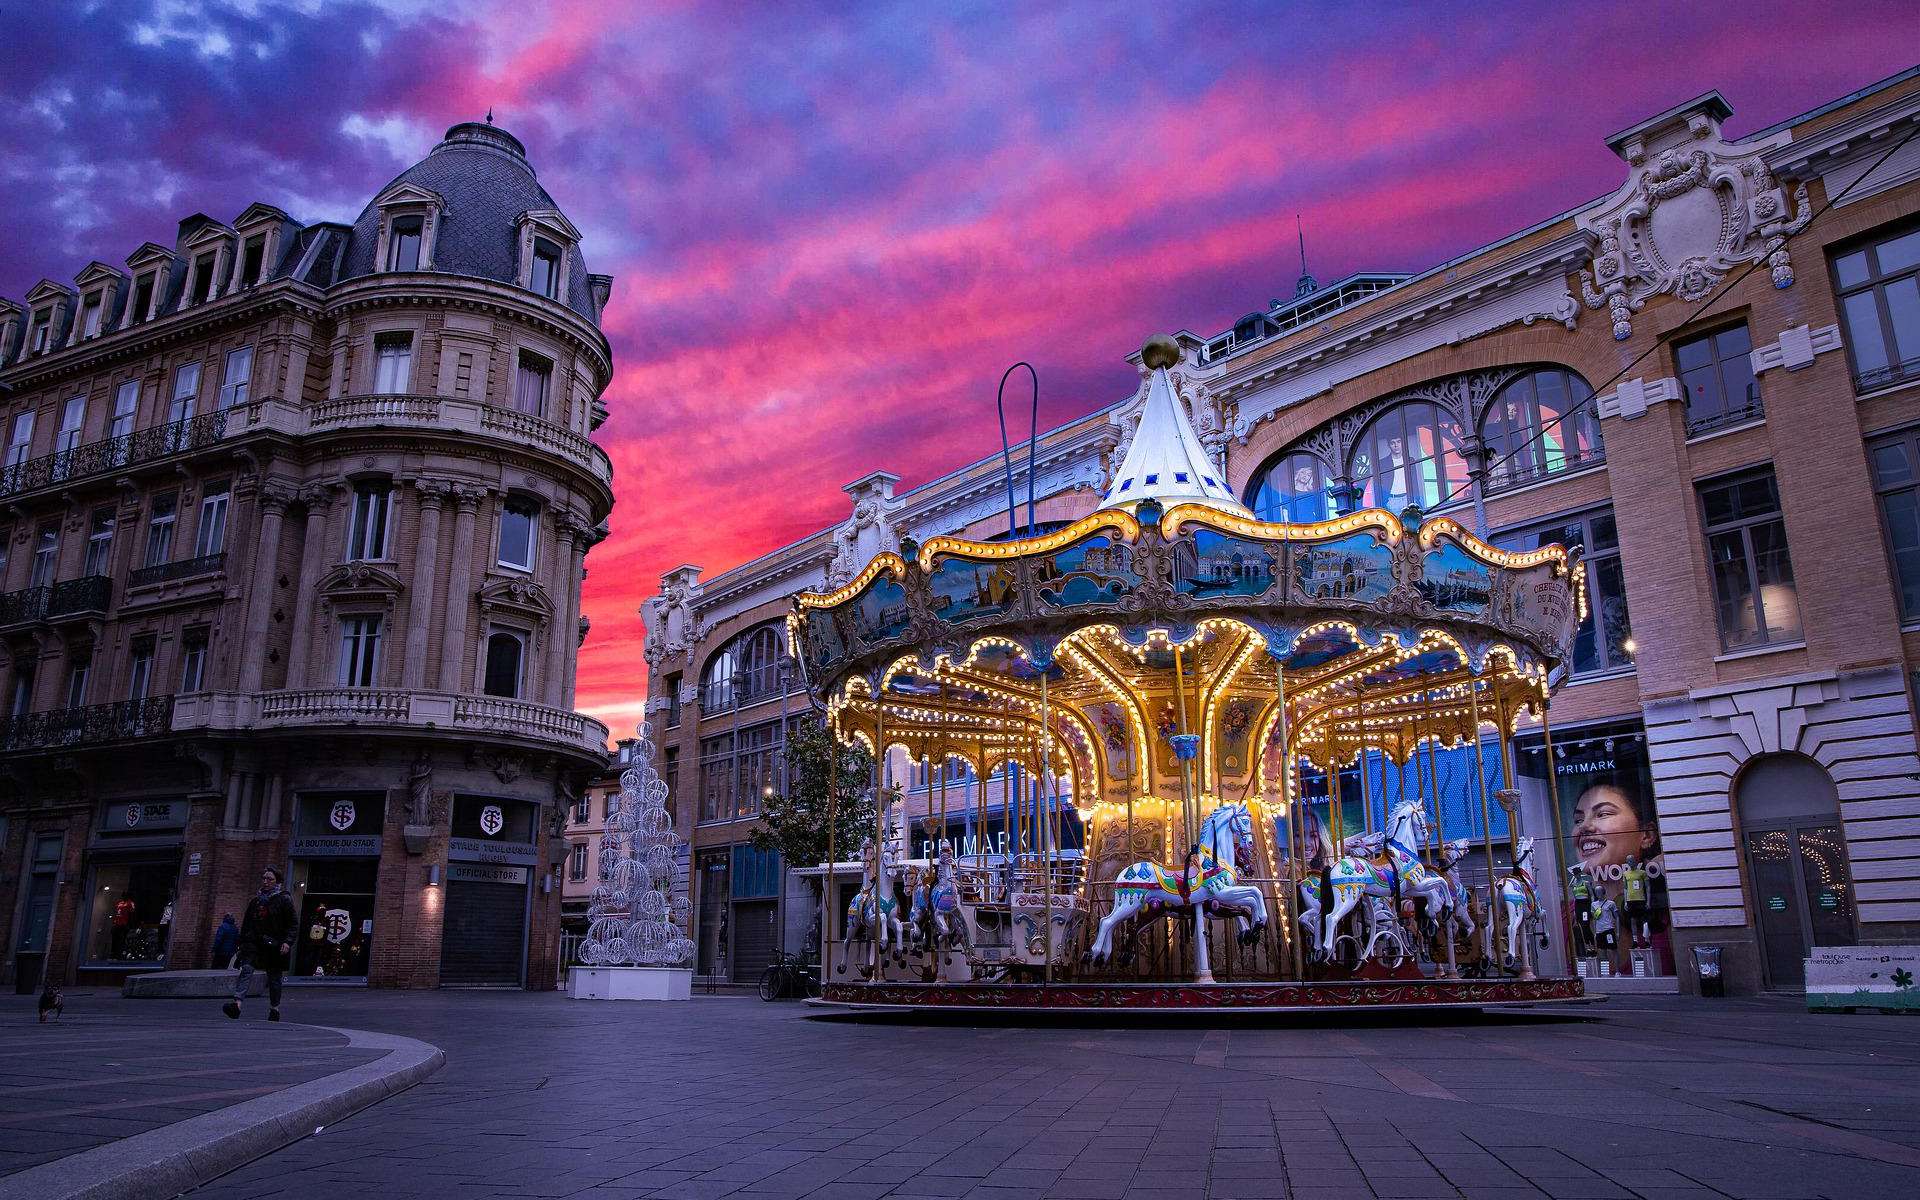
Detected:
left=1423, top=684, right=1445, bottom=867
left=1041, top=665, right=1054, bottom=988
left=1537, top=685, right=1570, bottom=979
left=825, top=709, right=838, bottom=982
left=1357, top=685, right=1376, bottom=838
left=1470, top=679, right=1499, bottom=972
left=1274, top=664, right=1302, bottom=980
left=1171, top=642, right=1196, bottom=853
left=872, top=701, right=887, bottom=977
left=1497, top=689, right=1530, bottom=978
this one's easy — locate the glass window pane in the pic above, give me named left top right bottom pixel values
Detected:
left=1709, top=530, right=1758, bottom=646
left=1720, top=354, right=1758, bottom=415
left=1701, top=482, right=1738, bottom=528
left=1881, top=490, right=1920, bottom=617
left=1595, top=555, right=1633, bottom=667
left=1834, top=249, right=1872, bottom=290
left=1589, top=512, right=1618, bottom=551
left=1873, top=442, right=1914, bottom=486
left=1714, top=324, right=1752, bottom=358
left=1751, top=518, right=1801, bottom=642
left=1844, top=292, right=1891, bottom=376
left=1675, top=336, right=1713, bottom=374
left=1879, top=228, right=1920, bottom=276
left=1884, top=276, right=1920, bottom=366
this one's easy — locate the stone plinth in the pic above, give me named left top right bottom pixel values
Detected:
left=568, top=965, right=692, bottom=1001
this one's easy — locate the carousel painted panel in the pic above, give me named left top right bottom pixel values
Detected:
left=1173, top=528, right=1279, bottom=601
left=1034, top=533, right=1141, bottom=611
left=925, top=553, right=1021, bottom=627
left=1292, top=532, right=1394, bottom=605
left=1086, top=700, right=1137, bottom=801
left=1418, top=541, right=1495, bottom=616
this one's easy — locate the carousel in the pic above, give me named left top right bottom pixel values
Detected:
left=790, top=335, right=1591, bottom=1012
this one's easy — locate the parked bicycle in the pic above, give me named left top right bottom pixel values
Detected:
left=758, top=950, right=819, bottom=1001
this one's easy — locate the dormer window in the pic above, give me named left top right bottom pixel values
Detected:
left=530, top=238, right=562, bottom=300
left=130, top=273, right=155, bottom=324
left=387, top=216, right=423, bottom=272
left=79, top=292, right=103, bottom=339
left=28, top=310, right=51, bottom=354
left=189, top=252, right=216, bottom=305
left=240, top=235, right=266, bottom=288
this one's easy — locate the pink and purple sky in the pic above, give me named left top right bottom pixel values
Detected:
left=1, top=3, right=1911, bottom=734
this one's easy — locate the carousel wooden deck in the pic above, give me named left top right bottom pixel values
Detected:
left=810, top=976, right=1593, bottom=1013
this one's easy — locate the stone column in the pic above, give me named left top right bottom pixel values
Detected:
left=437, top=486, right=485, bottom=692
left=285, top=483, right=338, bottom=688
left=237, top=481, right=296, bottom=692
left=546, top=513, right=582, bottom=708
left=403, top=480, right=451, bottom=689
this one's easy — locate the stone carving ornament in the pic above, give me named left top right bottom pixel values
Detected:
left=1577, top=99, right=1809, bottom=341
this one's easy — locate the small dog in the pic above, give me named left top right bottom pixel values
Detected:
left=37, top=984, right=63, bottom=1024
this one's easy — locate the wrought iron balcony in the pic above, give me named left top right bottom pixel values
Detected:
left=0, top=586, right=48, bottom=628
left=0, top=411, right=229, bottom=501
left=46, top=575, right=111, bottom=618
left=127, top=552, right=225, bottom=590
left=1856, top=355, right=1920, bottom=395
left=0, top=696, right=174, bottom=753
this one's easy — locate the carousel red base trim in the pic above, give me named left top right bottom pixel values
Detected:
left=810, top=976, right=1591, bottom=1012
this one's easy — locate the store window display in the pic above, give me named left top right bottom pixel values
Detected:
left=84, top=862, right=177, bottom=966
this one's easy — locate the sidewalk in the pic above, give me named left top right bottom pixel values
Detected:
left=0, top=990, right=441, bottom=1200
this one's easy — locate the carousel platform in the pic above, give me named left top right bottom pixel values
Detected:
left=809, top=976, right=1594, bottom=1014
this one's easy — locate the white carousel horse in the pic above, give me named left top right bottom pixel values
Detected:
left=1088, top=802, right=1267, bottom=982
left=1320, top=795, right=1454, bottom=960
left=910, top=842, right=970, bottom=954
left=1295, top=830, right=1383, bottom=956
left=1436, top=837, right=1476, bottom=948
left=841, top=839, right=906, bottom=970
left=1497, top=836, right=1540, bottom=973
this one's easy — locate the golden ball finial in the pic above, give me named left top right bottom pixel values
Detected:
left=1140, top=334, right=1182, bottom=371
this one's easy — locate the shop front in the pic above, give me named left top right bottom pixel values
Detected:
left=288, top=791, right=386, bottom=981
left=440, top=795, right=536, bottom=987
left=1516, top=719, right=1674, bottom=979
left=80, top=798, right=187, bottom=978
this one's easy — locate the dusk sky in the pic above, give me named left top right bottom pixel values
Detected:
left=2, top=2, right=1912, bottom=736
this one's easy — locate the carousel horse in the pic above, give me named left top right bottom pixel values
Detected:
left=1497, top=836, right=1540, bottom=970
left=1319, top=795, right=1454, bottom=960
left=1295, top=830, right=1384, bottom=956
left=1088, top=802, right=1267, bottom=980
left=1433, top=838, right=1476, bottom=971
left=840, top=839, right=906, bottom=971
left=909, top=842, right=971, bottom=954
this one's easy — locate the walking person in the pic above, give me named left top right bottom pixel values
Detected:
left=224, top=867, right=296, bottom=1022
left=210, top=913, right=239, bottom=968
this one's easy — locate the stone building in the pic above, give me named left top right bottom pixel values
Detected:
left=645, top=67, right=1920, bottom=993
left=0, top=120, right=614, bottom=991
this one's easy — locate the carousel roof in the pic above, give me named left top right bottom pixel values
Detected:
left=1101, top=335, right=1251, bottom=517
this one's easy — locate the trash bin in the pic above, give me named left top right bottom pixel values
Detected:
left=1692, top=944, right=1723, bottom=997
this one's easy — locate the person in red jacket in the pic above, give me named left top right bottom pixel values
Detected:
left=224, top=866, right=296, bottom=1022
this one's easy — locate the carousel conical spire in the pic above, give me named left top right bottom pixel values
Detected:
left=1101, top=335, right=1251, bottom=517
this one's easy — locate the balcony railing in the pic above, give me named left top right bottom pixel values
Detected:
left=175, top=688, right=609, bottom=756
left=46, top=575, right=111, bottom=618
left=306, top=394, right=612, bottom=489
left=0, top=586, right=48, bottom=627
left=0, top=411, right=228, bottom=501
left=1685, top=399, right=1766, bottom=438
left=1856, top=355, right=1920, bottom=395
left=1484, top=448, right=1607, bottom=494
left=128, top=552, right=226, bottom=590
left=0, top=696, right=174, bottom=753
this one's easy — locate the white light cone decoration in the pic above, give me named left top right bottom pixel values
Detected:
left=580, top=723, right=695, bottom=967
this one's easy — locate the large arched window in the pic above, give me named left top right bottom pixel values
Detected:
left=700, top=624, right=785, bottom=712
left=1245, top=452, right=1338, bottom=523
left=1481, top=368, right=1602, bottom=491
left=1353, top=401, right=1467, bottom=512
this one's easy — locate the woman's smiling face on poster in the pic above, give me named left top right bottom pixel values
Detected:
left=1572, top=784, right=1653, bottom=876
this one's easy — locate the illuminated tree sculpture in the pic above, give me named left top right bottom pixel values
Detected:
left=581, top=723, right=695, bottom=967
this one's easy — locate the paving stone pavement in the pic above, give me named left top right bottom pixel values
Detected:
left=0, top=1003, right=382, bottom=1178
left=13, top=989, right=1920, bottom=1199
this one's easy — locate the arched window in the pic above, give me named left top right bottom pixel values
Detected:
left=1481, top=369, right=1602, bottom=491
left=1353, top=400, right=1467, bottom=512
left=1244, top=451, right=1337, bottom=524
left=700, top=624, right=785, bottom=712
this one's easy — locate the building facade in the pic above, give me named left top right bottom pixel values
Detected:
left=0, top=121, right=615, bottom=992
left=646, top=69, right=1920, bottom=994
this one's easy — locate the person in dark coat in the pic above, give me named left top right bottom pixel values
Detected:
left=224, top=866, right=296, bottom=1021
left=210, top=914, right=239, bottom=968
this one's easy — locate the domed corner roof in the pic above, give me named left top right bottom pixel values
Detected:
left=340, top=121, right=598, bottom=322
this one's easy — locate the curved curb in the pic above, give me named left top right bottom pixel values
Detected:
left=0, top=1025, right=444, bottom=1200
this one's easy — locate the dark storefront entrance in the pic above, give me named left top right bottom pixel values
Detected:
left=1737, top=754, right=1857, bottom=988
left=440, top=796, right=535, bottom=987
left=290, top=791, right=385, bottom=980
left=80, top=799, right=187, bottom=977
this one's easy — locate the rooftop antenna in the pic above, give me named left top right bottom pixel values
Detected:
left=1293, top=214, right=1318, bottom=300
